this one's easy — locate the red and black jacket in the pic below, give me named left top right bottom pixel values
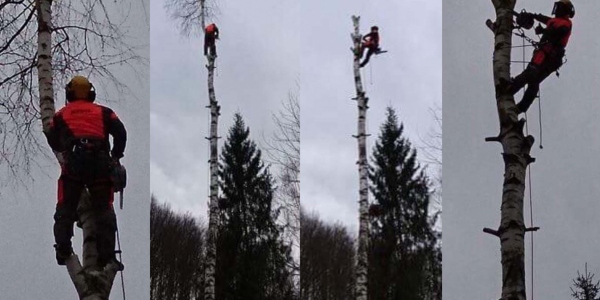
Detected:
left=532, top=14, right=572, bottom=65
left=45, top=99, right=127, bottom=159
left=205, top=23, right=219, bottom=39
left=362, top=32, right=379, bottom=47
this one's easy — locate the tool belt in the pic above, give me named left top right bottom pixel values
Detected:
left=64, top=138, right=111, bottom=181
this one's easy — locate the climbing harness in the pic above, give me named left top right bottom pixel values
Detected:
left=512, top=19, right=550, bottom=149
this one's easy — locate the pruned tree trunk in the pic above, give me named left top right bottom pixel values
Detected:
left=36, top=0, right=57, bottom=140
left=36, top=1, right=118, bottom=298
left=485, top=1, right=534, bottom=300
left=203, top=12, right=219, bottom=299
left=351, top=15, right=369, bottom=300
left=199, top=0, right=206, bottom=31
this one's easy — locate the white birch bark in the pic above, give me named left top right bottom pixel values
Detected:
left=351, top=15, right=369, bottom=300
left=36, top=1, right=118, bottom=298
left=485, top=1, right=533, bottom=299
left=202, top=0, right=219, bottom=295
left=200, top=0, right=206, bottom=32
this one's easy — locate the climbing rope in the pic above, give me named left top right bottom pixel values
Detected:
left=115, top=221, right=126, bottom=300
left=519, top=31, right=536, bottom=300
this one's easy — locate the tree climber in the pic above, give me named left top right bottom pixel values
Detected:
left=204, top=23, right=219, bottom=57
left=506, top=0, right=575, bottom=114
left=44, top=76, right=127, bottom=268
left=358, top=26, right=380, bottom=68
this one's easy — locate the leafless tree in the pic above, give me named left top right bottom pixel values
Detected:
left=151, top=197, right=206, bottom=300
left=263, top=90, right=300, bottom=283
left=300, top=210, right=355, bottom=300
left=164, top=0, right=219, bottom=37
left=1, top=1, right=145, bottom=298
left=420, top=103, right=442, bottom=219
left=420, top=103, right=442, bottom=167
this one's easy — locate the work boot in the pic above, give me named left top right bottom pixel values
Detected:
left=112, top=258, right=125, bottom=272
left=54, top=244, right=73, bottom=266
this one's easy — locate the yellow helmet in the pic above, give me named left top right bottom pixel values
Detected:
left=65, top=75, right=96, bottom=102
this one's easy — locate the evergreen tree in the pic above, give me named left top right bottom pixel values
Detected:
left=216, top=114, right=295, bottom=300
left=571, top=264, right=600, bottom=300
left=367, top=107, right=441, bottom=300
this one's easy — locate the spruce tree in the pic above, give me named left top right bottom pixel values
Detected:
left=367, top=107, right=441, bottom=300
left=216, top=113, right=294, bottom=300
left=571, top=264, right=600, bottom=300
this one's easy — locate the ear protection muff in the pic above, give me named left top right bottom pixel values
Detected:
left=88, top=83, right=96, bottom=102
left=65, top=81, right=74, bottom=102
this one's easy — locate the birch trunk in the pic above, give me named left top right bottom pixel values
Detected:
left=351, top=15, right=369, bottom=300
left=36, top=1, right=118, bottom=298
left=486, top=1, right=534, bottom=299
left=200, top=0, right=206, bottom=32
left=203, top=11, right=219, bottom=298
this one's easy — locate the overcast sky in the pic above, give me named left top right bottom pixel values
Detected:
left=443, top=1, right=600, bottom=299
left=150, top=0, right=441, bottom=241
left=0, top=1, right=149, bottom=299
left=150, top=0, right=302, bottom=217
left=299, top=0, right=441, bottom=235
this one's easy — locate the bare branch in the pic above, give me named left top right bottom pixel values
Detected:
left=164, top=0, right=219, bottom=36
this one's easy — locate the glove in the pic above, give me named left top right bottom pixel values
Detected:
left=535, top=24, right=545, bottom=35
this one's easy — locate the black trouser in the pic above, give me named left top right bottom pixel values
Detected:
left=511, top=52, right=563, bottom=113
left=360, top=45, right=377, bottom=68
left=204, top=35, right=216, bottom=56
left=54, top=147, right=117, bottom=267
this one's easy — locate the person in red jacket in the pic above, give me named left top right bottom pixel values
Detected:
left=507, top=0, right=575, bottom=113
left=45, top=75, right=127, bottom=267
left=204, top=23, right=219, bottom=57
left=359, top=26, right=380, bottom=68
